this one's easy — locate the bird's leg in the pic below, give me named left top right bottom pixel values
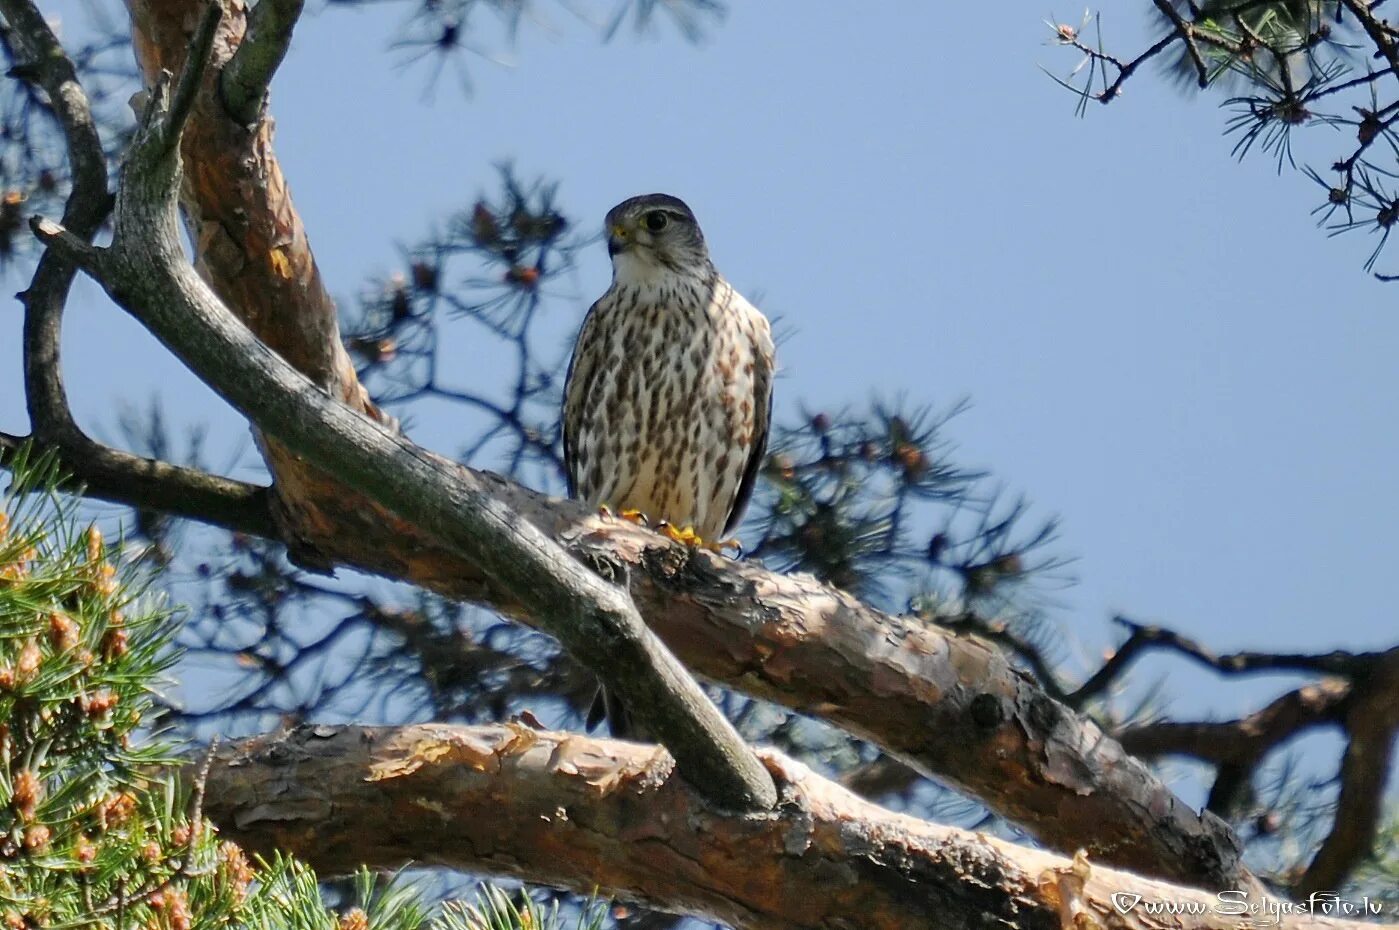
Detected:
left=656, top=523, right=742, bottom=556
left=598, top=504, right=651, bottom=526
left=657, top=522, right=701, bottom=547
left=711, top=536, right=744, bottom=556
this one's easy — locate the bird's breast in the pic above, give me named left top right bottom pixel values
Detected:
left=576, top=280, right=761, bottom=537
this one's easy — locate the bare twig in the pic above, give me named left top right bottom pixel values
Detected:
left=1120, top=679, right=1352, bottom=814
left=1073, top=617, right=1386, bottom=702
left=1120, top=679, right=1351, bottom=765
left=0, top=0, right=275, bottom=538
left=1153, top=0, right=1211, bottom=87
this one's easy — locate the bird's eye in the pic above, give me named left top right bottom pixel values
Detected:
left=643, top=211, right=669, bottom=233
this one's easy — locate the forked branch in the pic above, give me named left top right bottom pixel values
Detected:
left=30, top=7, right=775, bottom=814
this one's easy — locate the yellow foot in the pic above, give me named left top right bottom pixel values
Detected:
left=598, top=505, right=650, bottom=526
left=657, top=522, right=701, bottom=547
left=711, top=536, right=743, bottom=556
left=656, top=524, right=742, bottom=555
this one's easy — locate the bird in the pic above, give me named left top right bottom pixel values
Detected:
left=563, top=193, right=775, bottom=550
left=562, top=193, right=775, bottom=736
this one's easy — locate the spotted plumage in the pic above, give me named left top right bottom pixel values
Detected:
left=563, top=193, right=775, bottom=544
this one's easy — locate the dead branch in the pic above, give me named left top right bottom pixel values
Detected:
left=1105, top=630, right=1399, bottom=895
left=1298, top=648, right=1399, bottom=896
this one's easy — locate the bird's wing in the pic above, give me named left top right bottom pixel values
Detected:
left=561, top=298, right=604, bottom=499
left=724, top=306, right=776, bottom=536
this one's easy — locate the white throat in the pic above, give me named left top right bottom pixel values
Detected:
left=610, top=250, right=676, bottom=289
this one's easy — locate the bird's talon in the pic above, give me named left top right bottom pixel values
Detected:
left=708, top=537, right=743, bottom=556
left=599, top=505, right=650, bottom=526
left=658, top=523, right=704, bottom=547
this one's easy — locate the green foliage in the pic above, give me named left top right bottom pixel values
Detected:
left=0, top=451, right=597, bottom=930
left=1049, top=2, right=1399, bottom=275
left=436, top=887, right=606, bottom=930
left=1345, top=811, right=1399, bottom=907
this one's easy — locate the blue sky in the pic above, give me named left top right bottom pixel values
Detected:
left=4, top=1, right=1397, bottom=789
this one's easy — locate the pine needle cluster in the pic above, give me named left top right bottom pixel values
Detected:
left=0, top=452, right=593, bottom=930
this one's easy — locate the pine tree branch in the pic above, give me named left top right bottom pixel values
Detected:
left=219, top=0, right=304, bottom=124
left=122, top=0, right=387, bottom=411
left=1339, top=0, right=1399, bottom=88
left=1071, top=616, right=1388, bottom=706
left=1121, top=679, right=1352, bottom=815
left=30, top=20, right=775, bottom=813
left=49, top=0, right=1252, bottom=888
left=1298, top=648, right=1399, bottom=896
left=200, top=724, right=1393, bottom=930
left=0, top=0, right=275, bottom=539
left=123, top=0, right=398, bottom=568
left=1151, top=0, right=1210, bottom=88
left=0, top=432, right=276, bottom=536
left=1119, top=680, right=1352, bottom=767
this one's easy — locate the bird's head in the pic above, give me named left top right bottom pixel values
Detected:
left=604, top=193, right=711, bottom=282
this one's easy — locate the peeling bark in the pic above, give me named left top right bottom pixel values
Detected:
left=102, top=0, right=1248, bottom=890
left=125, top=0, right=402, bottom=568
left=76, top=0, right=1249, bottom=886
left=202, top=725, right=1391, bottom=930
left=40, top=18, right=776, bottom=812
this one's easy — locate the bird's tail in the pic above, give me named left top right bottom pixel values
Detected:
left=585, top=683, right=638, bottom=740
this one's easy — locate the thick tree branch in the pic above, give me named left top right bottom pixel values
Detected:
left=218, top=0, right=303, bottom=124
left=123, top=0, right=384, bottom=409
left=200, top=724, right=1391, bottom=930
left=32, top=31, right=775, bottom=813
left=53, top=0, right=1250, bottom=889
left=123, top=0, right=399, bottom=571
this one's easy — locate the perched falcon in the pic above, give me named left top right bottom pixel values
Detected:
left=563, top=194, right=775, bottom=549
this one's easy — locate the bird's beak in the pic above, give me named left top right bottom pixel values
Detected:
left=607, top=223, right=630, bottom=257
